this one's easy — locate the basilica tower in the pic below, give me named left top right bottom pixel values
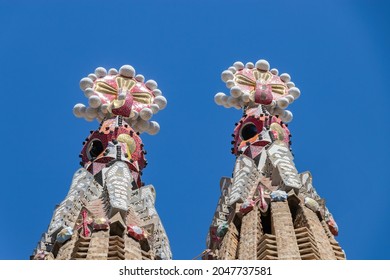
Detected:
left=203, top=59, right=345, bottom=260
left=31, top=65, right=171, bottom=260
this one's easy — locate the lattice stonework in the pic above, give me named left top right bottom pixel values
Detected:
left=203, top=59, right=345, bottom=260
left=31, top=65, right=171, bottom=260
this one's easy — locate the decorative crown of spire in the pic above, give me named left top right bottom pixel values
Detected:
left=214, top=59, right=301, bottom=123
left=73, top=65, right=167, bottom=135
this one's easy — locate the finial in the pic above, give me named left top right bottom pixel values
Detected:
left=73, top=65, right=167, bottom=135
left=214, top=59, right=301, bottom=123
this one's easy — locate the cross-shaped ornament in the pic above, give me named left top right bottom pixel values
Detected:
left=76, top=209, right=92, bottom=237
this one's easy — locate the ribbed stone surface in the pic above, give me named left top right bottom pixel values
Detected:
left=271, top=201, right=301, bottom=259
left=238, top=207, right=262, bottom=260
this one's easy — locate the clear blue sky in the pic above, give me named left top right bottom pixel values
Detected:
left=0, top=0, right=388, bottom=260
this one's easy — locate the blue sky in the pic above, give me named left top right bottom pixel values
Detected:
left=0, top=0, right=389, bottom=260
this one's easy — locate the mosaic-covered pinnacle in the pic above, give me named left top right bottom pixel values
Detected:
left=214, top=59, right=301, bottom=123
left=73, top=65, right=167, bottom=135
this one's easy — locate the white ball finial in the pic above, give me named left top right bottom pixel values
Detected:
left=288, top=87, right=301, bottom=99
left=241, top=92, right=250, bottom=103
left=280, top=73, right=291, bottom=83
left=152, top=89, right=162, bottom=96
left=230, top=86, right=242, bottom=98
left=145, top=80, right=158, bottom=90
left=148, top=121, right=160, bottom=135
left=153, top=96, right=167, bottom=110
left=245, top=62, right=254, bottom=69
left=119, top=65, right=135, bottom=78
left=221, top=70, right=234, bottom=82
left=255, top=59, right=270, bottom=71
left=95, top=67, right=107, bottom=78
left=277, top=97, right=289, bottom=109
left=140, top=108, right=153, bottom=120
left=135, top=74, right=145, bottom=82
left=214, top=92, right=226, bottom=105
left=73, top=103, right=86, bottom=118
left=150, top=104, right=160, bottom=114
left=233, top=61, right=245, bottom=70
left=281, top=110, right=293, bottom=123
left=89, top=95, right=101, bottom=108
left=80, top=78, right=93, bottom=91
left=108, top=68, right=118, bottom=75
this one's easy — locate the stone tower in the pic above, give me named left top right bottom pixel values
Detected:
left=31, top=65, right=171, bottom=260
left=203, top=59, right=345, bottom=260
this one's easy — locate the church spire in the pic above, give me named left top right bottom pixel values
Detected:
left=32, top=65, right=171, bottom=260
left=203, top=59, right=344, bottom=260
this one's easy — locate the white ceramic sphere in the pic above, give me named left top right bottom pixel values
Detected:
left=153, top=96, right=167, bottom=110
left=108, top=68, right=118, bottom=75
left=100, top=103, right=109, bottom=114
left=277, top=97, right=289, bottom=109
left=88, top=95, right=101, bottom=108
left=245, top=62, right=255, bottom=69
left=255, top=59, right=270, bottom=71
left=88, top=74, right=97, bottom=81
left=286, top=81, right=295, bottom=88
left=221, top=94, right=229, bottom=104
left=148, top=121, right=160, bottom=135
left=230, top=86, right=242, bottom=97
left=288, top=87, right=301, bottom=99
left=233, top=61, right=245, bottom=70
left=221, top=70, right=234, bottom=82
left=150, top=104, right=160, bottom=114
left=140, top=108, right=153, bottom=120
left=152, top=89, right=162, bottom=96
left=228, top=66, right=236, bottom=73
left=73, top=103, right=86, bottom=118
left=227, top=96, right=236, bottom=107
left=119, top=65, right=135, bottom=78
left=285, top=95, right=295, bottom=103
left=270, top=68, right=279, bottom=75
left=214, top=92, right=225, bottom=105
left=80, top=77, right=94, bottom=90
left=281, top=110, right=293, bottom=123
left=280, top=73, right=291, bottom=83
left=84, top=88, right=95, bottom=98
left=241, top=92, right=250, bottom=102
left=145, top=79, right=158, bottom=90
left=135, top=74, right=145, bottom=82
left=226, top=80, right=235, bottom=88
left=95, top=67, right=107, bottom=78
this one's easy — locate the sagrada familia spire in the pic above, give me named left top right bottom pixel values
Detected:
left=31, top=65, right=171, bottom=260
left=202, top=59, right=345, bottom=260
